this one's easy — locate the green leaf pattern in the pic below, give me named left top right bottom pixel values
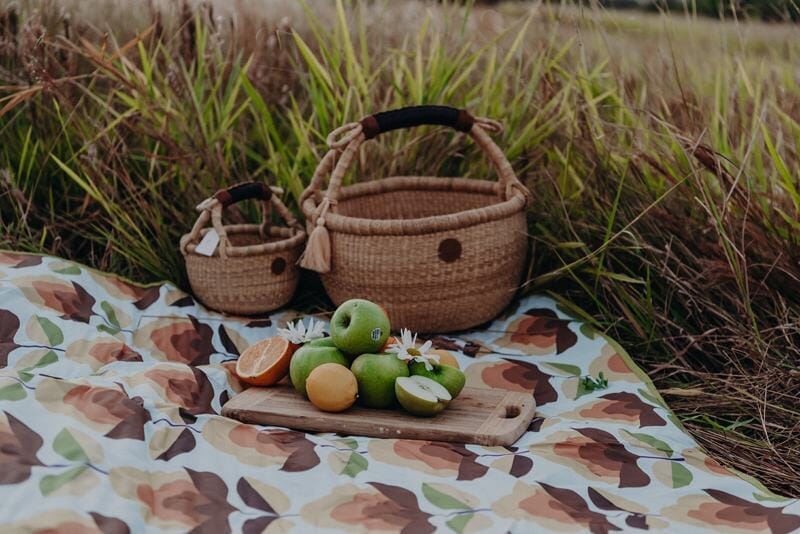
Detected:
left=40, top=466, right=87, bottom=496
left=342, top=452, right=368, bottom=478
left=53, top=428, right=90, bottom=462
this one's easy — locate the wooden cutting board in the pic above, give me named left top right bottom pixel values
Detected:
left=221, top=385, right=536, bottom=446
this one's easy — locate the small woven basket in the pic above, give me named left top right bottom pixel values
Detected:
left=180, top=181, right=306, bottom=315
left=300, top=105, right=531, bottom=333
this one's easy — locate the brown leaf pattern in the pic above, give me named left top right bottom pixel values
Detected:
left=0, top=309, right=20, bottom=366
left=661, top=490, right=800, bottom=533
left=89, top=512, right=131, bottom=534
left=156, top=428, right=196, bottom=461
left=534, top=427, right=652, bottom=488
left=21, top=278, right=96, bottom=323
left=702, top=489, right=800, bottom=534
left=494, top=480, right=623, bottom=532
left=143, top=366, right=215, bottom=416
left=1, top=253, right=798, bottom=532
left=539, top=482, right=622, bottom=533
left=429, top=336, right=482, bottom=357
left=89, top=271, right=160, bottom=310
left=494, top=308, right=578, bottom=354
left=203, top=418, right=320, bottom=471
left=369, top=439, right=488, bottom=480
left=465, top=359, right=558, bottom=406
left=368, top=482, right=436, bottom=533
left=300, top=483, right=434, bottom=532
left=93, top=342, right=143, bottom=364
left=66, top=338, right=143, bottom=369
left=571, top=392, right=667, bottom=427
left=510, top=454, right=534, bottom=478
left=108, top=467, right=233, bottom=531
left=185, top=468, right=237, bottom=532
left=0, top=412, right=43, bottom=485
left=40, top=383, right=152, bottom=440
left=134, top=316, right=216, bottom=365
left=0, top=252, right=42, bottom=268
left=237, top=477, right=276, bottom=514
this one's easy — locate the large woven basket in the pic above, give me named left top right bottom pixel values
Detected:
left=299, top=105, right=531, bottom=333
left=180, top=181, right=306, bottom=315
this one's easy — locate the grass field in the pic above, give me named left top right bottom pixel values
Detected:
left=1, top=0, right=798, bottom=497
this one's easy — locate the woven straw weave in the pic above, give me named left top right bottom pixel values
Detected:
left=181, top=183, right=305, bottom=315
left=300, top=108, right=530, bottom=333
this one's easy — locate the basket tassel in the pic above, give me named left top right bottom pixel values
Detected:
left=300, top=220, right=331, bottom=273
left=300, top=198, right=334, bottom=273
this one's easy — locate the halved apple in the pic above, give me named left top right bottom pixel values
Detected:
left=395, top=375, right=452, bottom=417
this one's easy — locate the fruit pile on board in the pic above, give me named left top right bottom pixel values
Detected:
left=234, top=299, right=466, bottom=417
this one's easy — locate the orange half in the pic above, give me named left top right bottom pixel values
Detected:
left=235, top=336, right=297, bottom=386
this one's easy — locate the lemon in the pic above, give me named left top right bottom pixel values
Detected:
left=306, top=363, right=358, bottom=413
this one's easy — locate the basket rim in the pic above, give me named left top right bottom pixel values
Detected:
left=301, top=175, right=527, bottom=236
left=182, top=224, right=306, bottom=258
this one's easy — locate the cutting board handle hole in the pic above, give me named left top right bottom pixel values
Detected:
left=503, top=405, right=521, bottom=419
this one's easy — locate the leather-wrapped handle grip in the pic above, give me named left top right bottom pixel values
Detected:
left=360, top=105, right=475, bottom=139
left=214, top=181, right=272, bottom=207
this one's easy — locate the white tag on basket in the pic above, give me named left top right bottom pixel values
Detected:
left=195, top=229, right=220, bottom=257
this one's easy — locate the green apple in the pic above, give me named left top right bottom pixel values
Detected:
left=307, top=336, right=336, bottom=348
left=350, top=352, right=409, bottom=408
left=289, top=344, right=348, bottom=398
left=409, top=361, right=466, bottom=399
left=330, top=299, right=390, bottom=356
left=395, top=376, right=452, bottom=417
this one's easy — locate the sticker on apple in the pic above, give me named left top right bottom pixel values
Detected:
left=371, top=328, right=382, bottom=341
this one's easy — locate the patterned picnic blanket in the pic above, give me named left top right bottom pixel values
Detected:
left=0, top=251, right=798, bottom=533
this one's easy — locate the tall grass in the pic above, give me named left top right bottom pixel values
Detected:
left=1, top=0, right=798, bottom=496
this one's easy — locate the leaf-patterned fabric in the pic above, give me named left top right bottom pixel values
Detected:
left=1, top=251, right=798, bottom=533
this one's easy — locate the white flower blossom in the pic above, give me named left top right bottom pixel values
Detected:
left=387, top=328, right=440, bottom=370
left=277, top=317, right=326, bottom=345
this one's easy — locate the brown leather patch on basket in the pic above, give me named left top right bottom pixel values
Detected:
left=214, top=189, right=234, bottom=207
left=455, top=110, right=475, bottom=132
left=438, top=238, right=462, bottom=262
left=271, top=257, right=287, bottom=275
left=360, top=115, right=380, bottom=139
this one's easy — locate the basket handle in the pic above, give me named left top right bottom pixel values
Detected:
left=303, top=107, right=530, bottom=207
left=181, top=181, right=301, bottom=259
left=360, top=105, right=475, bottom=139
left=297, top=107, right=531, bottom=272
left=214, top=181, right=272, bottom=206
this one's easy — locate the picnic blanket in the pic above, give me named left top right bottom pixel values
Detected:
left=1, top=251, right=798, bottom=533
